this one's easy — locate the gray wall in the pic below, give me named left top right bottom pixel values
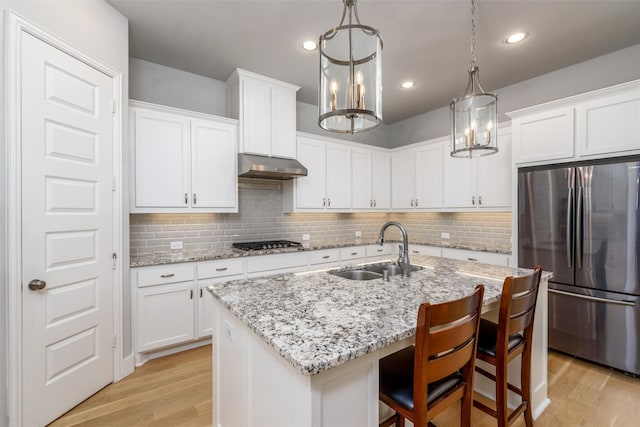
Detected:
left=389, top=43, right=640, bottom=145
left=0, top=2, right=128, bottom=424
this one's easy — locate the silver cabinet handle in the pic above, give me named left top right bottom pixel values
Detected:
left=370, top=200, right=373, bottom=207
left=323, top=197, right=326, bottom=206
left=190, top=289, right=193, bottom=299
left=184, top=193, right=188, bottom=204
left=467, top=257, right=478, bottom=262
left=215, top=267, right=228, bottom=272
left=410, top=199, right=414, bottom=207
left=200, top=288, right=203, bottom=298
left=377, top=249, right=383, bottom=252
left=351, top=252, right=358, bottom=256
left=160, top=273, right=175, bottom=278
left=472, top=196, right=475, bottom=205
left=28, top=279, right=46, bottom=290
left=478, top=195, right=483, bottom=205
left=193, top=193, right=197, bottom=205
left=415, top=199, right=418, bottom=207
left=322, top=255, right=331, bottom=259
left=328, top=198, right=331, bottom=207
left=549, top=289, right=636, bottom=307
left=373, top=200, right=376, bottom=207
left=412, top=250, right=420, bottom=254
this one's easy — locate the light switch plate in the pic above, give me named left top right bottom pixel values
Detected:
left=441, top=233, right=450, bottom=239
left=170, top=241, right=183, bottom=250
left=302, top=234, right=310, bottom=241
left=355, top=231, right=362, bottom=237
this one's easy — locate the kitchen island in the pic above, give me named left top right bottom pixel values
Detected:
left=208, top=255, right=552, bottom=427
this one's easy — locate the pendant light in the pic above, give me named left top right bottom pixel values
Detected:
left=450, top=0, right=498, bottom=158
left=318, top=0, right=383, bottom=134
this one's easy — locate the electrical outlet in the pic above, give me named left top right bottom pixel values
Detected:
left=170, top=241, right=183, bottom=250
left=224, top=320, right=234, bottom=342
left=441, top=232, right=450, bottom=239
left=302, top=234, right=310, bottom=241
left=355, top=230, right=362, bottom=237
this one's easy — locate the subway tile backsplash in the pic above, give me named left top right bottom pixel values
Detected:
left=130, top=179, right=512, bottom=255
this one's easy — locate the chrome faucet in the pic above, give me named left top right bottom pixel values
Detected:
left=376, top=221, right=411, bottom=277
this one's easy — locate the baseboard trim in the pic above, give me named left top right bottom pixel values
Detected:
left=135, top=338, right=212, bottom=367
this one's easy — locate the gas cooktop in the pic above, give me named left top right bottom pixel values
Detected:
left=232, top=240, right=302, bottom=251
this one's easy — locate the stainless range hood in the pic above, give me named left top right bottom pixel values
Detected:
left=237, top=153, right=308, bottom=180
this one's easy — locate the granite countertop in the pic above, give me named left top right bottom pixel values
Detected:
left=207, top=255, right=549, bottom=376
left=131, top=241, right=512, bottom=267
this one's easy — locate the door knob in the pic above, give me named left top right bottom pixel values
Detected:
left=28, top=279, right=46, bottom=291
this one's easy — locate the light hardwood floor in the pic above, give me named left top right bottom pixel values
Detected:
left=52, top=346, right=639, bottom=426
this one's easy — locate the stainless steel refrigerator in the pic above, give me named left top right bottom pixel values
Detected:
left=518, top=157, right=640, bottom=375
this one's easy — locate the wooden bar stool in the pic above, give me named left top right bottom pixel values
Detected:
left=379, top=285, right=485, bottom=427
left=473, top=266, right=543, bottom=427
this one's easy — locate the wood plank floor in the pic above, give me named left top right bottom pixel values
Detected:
left=51, top=346, right=640, bottom=426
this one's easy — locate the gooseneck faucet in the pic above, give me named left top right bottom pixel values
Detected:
left=376, top=221, right=411, bottom=277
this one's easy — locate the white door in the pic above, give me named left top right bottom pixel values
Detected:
left=444, top=152, right=476, bottom=208
left=191, top=119, right=238, bottom=209
left=21, top=32, right=114, bottom=426
left=477, top=131, right=512, bottom=208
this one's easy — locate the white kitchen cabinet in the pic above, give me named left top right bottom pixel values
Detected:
left=309, top=249, right=341, bottom=265
left=444, top=127, right=512, bottom=209
left=407, top=244, right=442, bottom=257
left=136, top=281, right=195, bottom=353
left=227, top=68, right=300, bottom=158
left=352, top=148, right=391, bottom=210
left=286, top=135, right=351, bottom=211
left=441, top=247, right=510, bottom=266
left=392, top=140, right=445, bottom=210
left=130, top=101, right=238, bottom=213
left=508, top=80, right=640, bottom=166
left=340, top=246, right=367, bottom=261
left=576, top=88, right=640, bottom=157
left=511, top=106, right=574, bottom=164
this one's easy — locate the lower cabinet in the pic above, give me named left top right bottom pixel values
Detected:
left=137, top=281, right=196, bottom=352
left=441, top=247, right=510, bottom=266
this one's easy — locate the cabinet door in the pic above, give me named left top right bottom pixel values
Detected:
left=577, top=90, right=640, bottom=157
left=271, top=86, right=297, bottom=158
left=477, top=131, right=512, bottom=208
left=191, top=119, right=238, bottom=209
left=197, top=284, right=213, bottom=339
left=352, top=149, right=372, bottom=209
left=137, top=282, right=195, bottom=352
left=371, top=151, right=391, bottom=209
left=444, top=151, right=475, bottom=208
left=296, top=137, right=326, bottom=208
left=414, top=143, right=444, bottom=208
left=391, top=151, right=414, bottom=209
left=512, top=107, right=574, bottom=164
left=133, top=108, right=190, bottom=208
left=326, top=143, right=352, bottom=209
left=241, top=78, right=271, bottom=155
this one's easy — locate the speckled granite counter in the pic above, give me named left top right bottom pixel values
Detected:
left=131, top=241, right=511, bottom=267
left=208, top=255, right=548, bottom=376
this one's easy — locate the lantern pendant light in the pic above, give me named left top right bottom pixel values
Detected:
left=318, top=0, right=383, bottom=134
left=450, top=0, right=498, bottom=158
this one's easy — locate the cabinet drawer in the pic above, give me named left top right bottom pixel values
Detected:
left=441, top=248, right=509, bottom=266
left=309, top=249, right=341, bottom=265
left=197, top=258, right=244, bottom=279
left=408, top=244, right=442, bottom=257
left=340, top=246, right=366, bottom=261
left=366, top=244, right=391, bottom=257
left=137, top=264, right=194, bottom=287
left=246, top=252, right=308, bottom=273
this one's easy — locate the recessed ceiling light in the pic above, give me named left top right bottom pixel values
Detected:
left=401, top=81, right=415, bottom=89
left=301, top=40, right=318, bottom=51
left=505, top=32, right=528, bottom=44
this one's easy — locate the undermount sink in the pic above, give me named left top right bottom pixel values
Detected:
left=329, top=263, right=424, bottom=281
left=330, top=270, right=383, bottom=281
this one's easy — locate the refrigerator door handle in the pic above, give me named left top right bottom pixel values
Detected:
left=566, top=175, right=574, bottom=269
left=576, top=172, right=584, bottom=269
left=549, top=289, right=637, bottom=307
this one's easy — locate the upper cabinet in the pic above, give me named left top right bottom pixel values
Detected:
left=130, top=101, right=238, bottom=213
left=509, top=80, right=640, bottom=165
left=284, top=134, right=351, bottom=211
left=227, top=68, right=300, bottom=158
left=444, top=126, right=512, bottom=210
left=391, top=140, right=446, bottom=210
left=352, top=148, right=391, bottom=210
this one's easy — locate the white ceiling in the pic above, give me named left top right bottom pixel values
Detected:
left=108, top=0, right=640, bottom=124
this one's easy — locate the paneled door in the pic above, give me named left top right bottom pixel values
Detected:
left=20, top=32, right=115, bottom=426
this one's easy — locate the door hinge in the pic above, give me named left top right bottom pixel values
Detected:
left=112, top=99, right=117, bottom=114
left=112, top=177, right=117, bottom=192
left=112, top=252, right=117, bottom=269
left=112, top=335, right=117, bottom=348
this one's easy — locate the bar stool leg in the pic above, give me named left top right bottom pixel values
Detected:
left=522, top=344, right=534, bottom=427
left=496, top=365, right=509, bottom=427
